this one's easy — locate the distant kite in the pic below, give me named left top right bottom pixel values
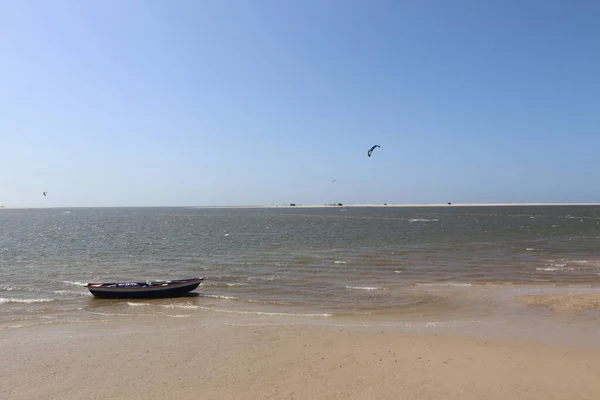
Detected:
left=332, top=179, right=337, bottom=183
left=43, top=191, right=47, bottom=196
left=367, top=145, right=380, bottom=157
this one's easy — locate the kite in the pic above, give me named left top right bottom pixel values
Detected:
left=367, top=145, right=380, bottom=157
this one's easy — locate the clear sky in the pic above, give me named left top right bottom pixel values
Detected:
left=1, top=0, right=599, bottom=207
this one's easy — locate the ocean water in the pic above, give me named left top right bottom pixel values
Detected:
left=2, top=206, right=600, bottom=331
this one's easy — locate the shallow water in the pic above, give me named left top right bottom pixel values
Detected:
left=2, top=206, right=600, bottom=330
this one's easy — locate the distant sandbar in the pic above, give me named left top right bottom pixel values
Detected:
left=193, top=203, right=600, bottom=209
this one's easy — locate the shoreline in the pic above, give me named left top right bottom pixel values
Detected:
left=4, top=283, right=600, bottom=399
left=4, top=283, right=600, bottom=345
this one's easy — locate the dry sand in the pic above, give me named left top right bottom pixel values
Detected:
left=2, top=320, right=600, bottom=400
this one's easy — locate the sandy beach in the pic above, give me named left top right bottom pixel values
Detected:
left=2, top=314, right=600, bottom=400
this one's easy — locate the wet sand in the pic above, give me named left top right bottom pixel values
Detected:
left=517, top=292, right=600, bottom=314
left=3, top=317, right=600, bottom=400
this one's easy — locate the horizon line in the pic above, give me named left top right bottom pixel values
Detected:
left=3, top=202, right=600, bottom=209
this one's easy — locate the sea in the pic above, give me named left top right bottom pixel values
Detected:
left=2, top=206, right=600, bottom=338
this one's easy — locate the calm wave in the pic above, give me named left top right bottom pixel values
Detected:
left=2, top=206, right=600, bottom=328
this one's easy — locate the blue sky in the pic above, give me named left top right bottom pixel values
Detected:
left=1, top=0, right=599, bottom=207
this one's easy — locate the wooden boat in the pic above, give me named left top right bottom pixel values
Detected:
left=85, top=277, right=205, bottom=299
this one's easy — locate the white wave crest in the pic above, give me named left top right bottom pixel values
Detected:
left=204, top=282, right=248, bottom=287
left=345, top=286, right=381, bottom=290
left=246, top=299, right=292, bottom=305
left=202, top=294, right=238, bottom=300
left=199, top=306, right=331, bottom=318
left=0, top=325, right=24, bottom=330
left=86, top=311, right=137, bottom=317
left=416, top=283, right=472, bottom=287
left=62, top=281, right=88, bottom=287
left=408, top=218, right=439, bottom=223
left=1, top=286, right=41, bottom=292
left=247, top=275, right=282, bottom=282
left=334, top=261, right=349, bottom=264
left=160, top=304, right=199, bottom=309
left=54, top=290, right=91, bottom=296
left=536, top=265, right=576, bottom=272
left=0, top=297, right=54, bottom=304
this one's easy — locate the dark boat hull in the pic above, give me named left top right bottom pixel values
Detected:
left=85, top=277, right=204, bottom=299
